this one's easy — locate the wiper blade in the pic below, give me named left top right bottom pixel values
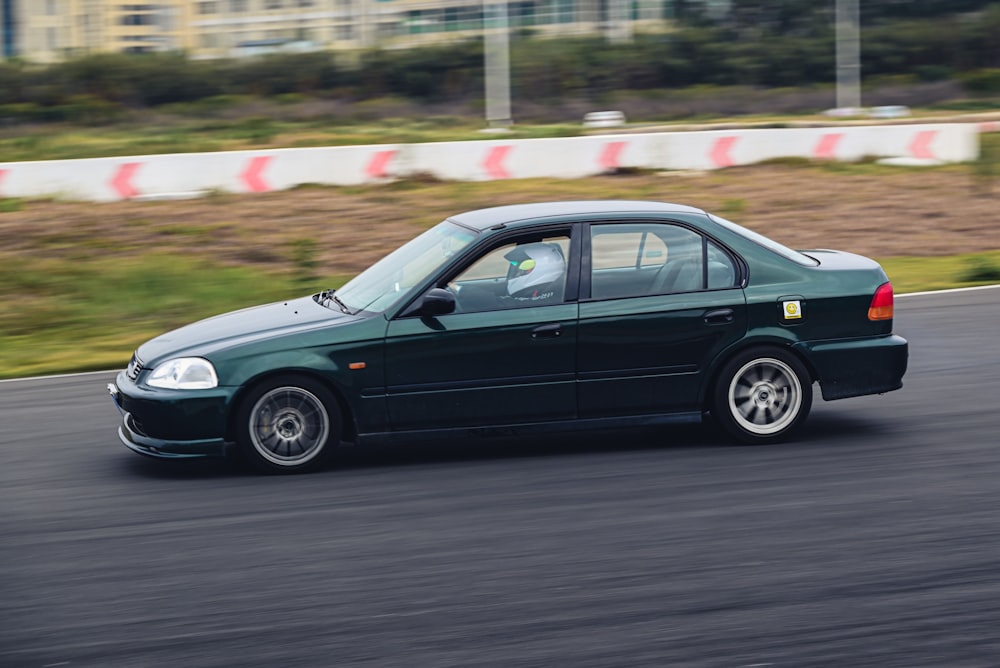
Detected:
left=330, top=294, right=350, bottom=314
left=318, top=289, right=350, bottom=314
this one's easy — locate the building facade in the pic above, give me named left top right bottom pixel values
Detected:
left=3, top=1, right=186, bottom=62
left=1, top=0, right=683, bottom=62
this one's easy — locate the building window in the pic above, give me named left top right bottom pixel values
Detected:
left=376, top=21, right=398, bottom=39
left=409, top=8, right=447, bottom=33
left=265, top=0, right=283, bottom=8
left=510, top=1, right=537, bottom=27
left=121, top=13, right=153, bottom=25
left=229, top=0, right=248, bottom=10
left=198, top=1, right=219, bottom=13
left=557, top=0, right=574, bottom=23
left=335, top=24, right=353, bottom=40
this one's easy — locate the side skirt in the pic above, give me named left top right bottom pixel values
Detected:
left=352, top=412, right=704, bottom=447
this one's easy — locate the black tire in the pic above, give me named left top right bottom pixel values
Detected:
left=235, top=375, right=341, bottom=474
left=712, top=347, right=813, bottom=444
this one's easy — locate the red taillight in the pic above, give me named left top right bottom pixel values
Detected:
left=868, top=282, right=894, bottom=321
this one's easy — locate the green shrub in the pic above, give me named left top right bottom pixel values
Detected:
left=274, top=92, right=309, bottom=105
left=0, top=199, right=24, bottom=213
left=59, top=94, right=123, bottom=125
left=960, top=257, right=1000, bottom=283
left=960, top=69, right=1000, bottom=95
left=915, top=65, right=954, bottom=82
left=231, top=116, right=276, bottom=143
left=0, top=102, right=42, bottom=123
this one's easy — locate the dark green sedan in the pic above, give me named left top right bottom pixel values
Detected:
left=109, top=201, right=907, bottom=473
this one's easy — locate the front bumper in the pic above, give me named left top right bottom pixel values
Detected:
left=794, top=333, right=908, bottom=401
left=109, top=373, right=230, bottom=459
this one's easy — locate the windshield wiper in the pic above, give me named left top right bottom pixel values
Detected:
left=317, top=289, right=350, bottom=314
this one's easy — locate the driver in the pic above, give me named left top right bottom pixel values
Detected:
left=504, top=242, right=566, bottom=305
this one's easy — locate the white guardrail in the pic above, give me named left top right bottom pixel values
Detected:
left=0, top=123, right=983, bottom=203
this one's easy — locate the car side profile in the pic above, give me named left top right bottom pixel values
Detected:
left=109, top=201, right=908, bottom=473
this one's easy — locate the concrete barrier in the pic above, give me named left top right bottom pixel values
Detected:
left=0, top=123, right=981, bottom=202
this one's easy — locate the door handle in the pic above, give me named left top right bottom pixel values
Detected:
left=703, top=308, right=734, bottom=325
left=531, top=323, right=562, bottom=339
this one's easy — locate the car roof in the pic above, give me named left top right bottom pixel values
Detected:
left=448, top=200, right=708, bottom=231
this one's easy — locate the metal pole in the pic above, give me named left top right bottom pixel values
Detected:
left=608, top=0, right=632, bottom=44
left=484, top=0, right=512, bottom=128
left=836, top=0, right=861, bottom=110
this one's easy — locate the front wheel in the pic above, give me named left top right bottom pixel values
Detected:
left=712, top=347, right=812, bottom=444
left=235, top=375, right=341, bottom=474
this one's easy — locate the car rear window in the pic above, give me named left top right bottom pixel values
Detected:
left=709, top=214, right=819, bottom=267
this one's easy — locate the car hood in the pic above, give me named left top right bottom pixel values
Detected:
left=137, top=296, right=360, bottom=364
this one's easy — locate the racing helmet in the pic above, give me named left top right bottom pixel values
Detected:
left=505, top=242, right=566, bottom=299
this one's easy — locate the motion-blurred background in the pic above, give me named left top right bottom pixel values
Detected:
left=1, top=1, right=999, bottom=127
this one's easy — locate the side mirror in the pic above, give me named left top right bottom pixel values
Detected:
left=420, top=288, right=456, bottom=317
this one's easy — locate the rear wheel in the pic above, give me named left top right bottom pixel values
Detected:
left=713, top=347, right=812, bottom=444
left=236, top=375, right=341, bottom=474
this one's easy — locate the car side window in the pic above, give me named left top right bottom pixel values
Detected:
left=448, top=234, right=570, bottom=312
left=590, top=223, right=706, bottom=299
left=707, top=240, right=738, bottom=289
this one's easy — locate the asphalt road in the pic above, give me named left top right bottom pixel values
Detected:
left=3, top=288, right=1000, bottom=668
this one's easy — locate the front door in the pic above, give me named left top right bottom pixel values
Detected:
left=384, top=231, right=578, bottom=431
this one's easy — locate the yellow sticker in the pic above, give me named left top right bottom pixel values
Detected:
left=783, top=300, right=802, bottom=319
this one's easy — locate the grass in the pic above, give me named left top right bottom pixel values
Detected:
left=881, top=251, right=1000, bottom=294
left=0, top=255, right=318, bottom=379
left=0, top=116, right=586, bottom=162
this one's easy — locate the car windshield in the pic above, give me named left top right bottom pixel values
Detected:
left=708, top=213, right=819, bottom=266
left=333, top=220, right=478, bottom=314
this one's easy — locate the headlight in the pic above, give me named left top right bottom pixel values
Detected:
left=146, top=357, right=219, bottom=390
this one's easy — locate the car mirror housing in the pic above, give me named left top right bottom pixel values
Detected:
left=420, top=288, right=456, bottom=317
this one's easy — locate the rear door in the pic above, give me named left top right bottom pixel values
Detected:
left=577, top=221, right=747, bottom=417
